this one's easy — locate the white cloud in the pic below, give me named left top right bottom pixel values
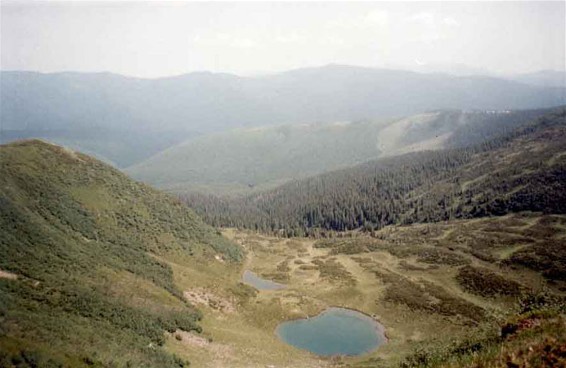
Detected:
left=406, top=12, right=436, bottom=27
left=443, top=17, right=460, bottom=27
left=414, top=58, right=426, bottom=66
left=230, top=38, right=257, bottom=49
left=193, top=34, right=258, bottom=49
left=2, top=2, right=562, bottom=77
left=418, top=32, right=443, bottom=43
left=406, top=12, right=460, bottom=29
left=326, top=9, right=390, bottom=30
left=405, top=12, right=461, bottom=43
left=275, top=32, right=307, bottom=45
left=323, top=36, right=346, bottom=46
left=364, top=9, right=389, bottom=27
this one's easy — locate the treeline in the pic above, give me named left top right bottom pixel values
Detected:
left=183, top=109, right=566, bottom=236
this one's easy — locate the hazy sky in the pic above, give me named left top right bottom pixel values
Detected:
left=1, top=1, right=564, bottom=78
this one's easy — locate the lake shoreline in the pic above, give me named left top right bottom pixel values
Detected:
left=275, top=306, right=388, bottom=357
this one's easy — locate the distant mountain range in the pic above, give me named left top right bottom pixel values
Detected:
left=126, top=107, right=556, bottom=195
left=2, top=65, right=565, bottom=167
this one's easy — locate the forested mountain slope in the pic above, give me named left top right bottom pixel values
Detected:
left=0, top=140, right=242, bottom=367
left=185, top=109, right=566, bottom=235
left=128, top=108, right=551, bottom=195
left=2, top=65, right=564, bottom=167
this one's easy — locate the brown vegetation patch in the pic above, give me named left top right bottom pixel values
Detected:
left=468, top=249, right=498, bottom=263
left=414, top=248, right=470, bottom=266
left=311, top=259, right=356, bottom=285
left=314, top=237, right=386, bottom=255
left=456, top=266, right=523, bottom=297
left=502, top=338, right=566, bottom=368
left=522, top=218, right=564, bottom=239
left=376, top=270, right=485, bottom=322
left=183, top=288, right=236, bottom=313
left=298, top=264, right=318, bottom=271
left=276, top=260, right=291, bottom=272
left=170, top=329, right=235, bottom=361
left=286, top=240, right=309, bottom=253
left=506, top=239, right=566, bottom=281
left=399, top=260, right=432, bottom=271
left=172, top=330, right=211, bottom=348
left=261, top=271, right=290, bottom=283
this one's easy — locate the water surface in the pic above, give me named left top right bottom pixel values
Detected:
left=242, top=270, right=286, bottom=290
left=276, top=307, right=386, bottom=356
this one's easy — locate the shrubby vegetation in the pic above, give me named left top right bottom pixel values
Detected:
left=378, top=272, right=485, bottom=323
left=0, top=140, right=243, bottom=367
left=506, top=239, right=566, bottom=281
left=311, top=258, right=356, bottom=286
left=391, top=291, right=566, bottom=368
left=456, top=266, right=522, bottom=297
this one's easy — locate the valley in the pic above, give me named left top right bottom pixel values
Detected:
left=157, top=213, right=565, bottom=368
left=1, top=109, right=565, bottom=368
left=2, top=3, right=565, bottom=367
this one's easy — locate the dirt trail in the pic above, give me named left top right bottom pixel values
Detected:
left=0, top=270, right=17, bottom=280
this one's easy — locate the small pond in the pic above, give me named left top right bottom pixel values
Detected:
left=242, top=270, right=286, bottom=290
left=276, top=307, right=386, bottom=356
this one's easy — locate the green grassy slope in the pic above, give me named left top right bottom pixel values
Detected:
left=0, top=140, right=242, bottom=367
left=126, top=120, right=387, bottom=195
left=127, top=108, right=550, bottom=195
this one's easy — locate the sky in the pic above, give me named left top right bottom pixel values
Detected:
left=1, top=1, right=565, bottom=78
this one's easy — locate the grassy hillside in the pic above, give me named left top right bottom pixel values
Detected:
left=128, top=108, right=550, bottom=195
left=0, top=140, right=242, bottom=367
left=127, top=120, right=387, bottom=194
left=185, top=108, right=566, bottom=234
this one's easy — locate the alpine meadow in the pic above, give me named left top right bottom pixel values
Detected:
left=1, top=2, right=565, bottom=368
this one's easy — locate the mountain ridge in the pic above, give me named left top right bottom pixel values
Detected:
left=127, top=107, right=556, bottom=195
left=2, top=65, right=564, bottom=167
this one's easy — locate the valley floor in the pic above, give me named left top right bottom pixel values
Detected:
left=157, top=213, right=566, bottom=368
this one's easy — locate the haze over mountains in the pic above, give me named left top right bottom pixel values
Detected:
left=508, top=70, right=566, bottom=88
left=2, top=65, right=565, bottom=167
left=127, top=107, right=554, bottom=195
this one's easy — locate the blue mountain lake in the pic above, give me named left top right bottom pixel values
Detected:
left=242, top=270, right=286, bottom=290
left=276, top=307, right=386, bottom=356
